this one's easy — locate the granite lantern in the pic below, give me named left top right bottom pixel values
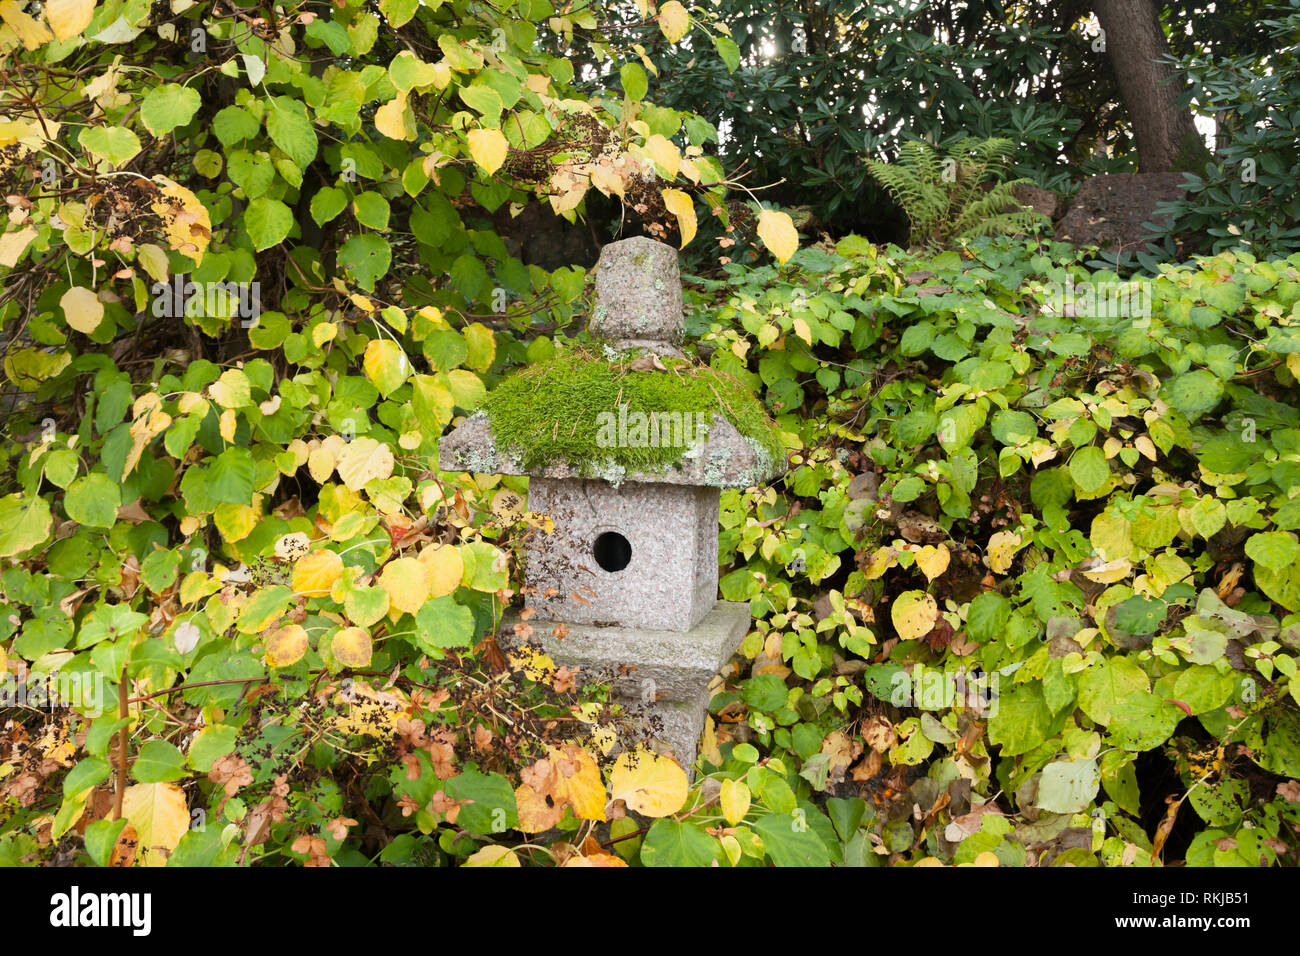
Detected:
left=439, top=237, right=785, bottom=772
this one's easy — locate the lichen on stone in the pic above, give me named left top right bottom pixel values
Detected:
left=479, top=347, right=785, bottom=477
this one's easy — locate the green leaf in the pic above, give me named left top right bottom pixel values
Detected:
left=188, top=725, right=240, bottom=772
left=1167, top=369, right=1223, bottom=420
left=213, top=105, right=260, bottom=145
left=65, top=473, right=121, bottom=529
left=84, top=818, right=130, bottom=867
left=1172, top=665, right=1236, bottom=715
left=640, top=819, right=720, bottom=867
left=63, top=756, right=111, bottom=796
left=344, top=584, right=389, bottom=628
left=620, top=62, right=648, bottom=101
left=713, top=35, right=740, bottom=73
left=1068, top=445, right=1109, bottom=493
left=458, top=84, right=504, bottom=122
left=244, top=197, right=294, bottom=251
left=449, top=253, right=487, bottom=301
left=338, top=234, right=391, bottom=291
left=753, top=812, right=832, bottom=866
left=207, top=447, right=256, bottom=504
left=79, top=126, right=141, bottom=165
left=966, top=592, right=1010, bottom=642
left=443, top=770, right=518, bottom=834
left=1035, top=759, right=1099, bottom=813
left=1245, top=531, right=1299, bottom=572
left=988, top=684, right=1055, bottom=756
left=1078, top=657, right=1148, bottom=724
left=132, top=740, right=187, bottom=783
left=0, top=493, right=53, bottom=557
left=310, top=186, right=349, bottom=226
left=353, top=192, right=391, bottom=230
left=265, top=98, right=318, bottom=168
left=141, top=84, right=202, bottom=136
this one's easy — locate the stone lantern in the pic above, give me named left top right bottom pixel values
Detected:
left=438, top=237, right=784, bottom=771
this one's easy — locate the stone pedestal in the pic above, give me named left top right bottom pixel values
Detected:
left=512, top=601, right=751, bottom=776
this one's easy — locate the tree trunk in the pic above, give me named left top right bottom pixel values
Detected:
left=1093, top=0, right=1206, bottom=172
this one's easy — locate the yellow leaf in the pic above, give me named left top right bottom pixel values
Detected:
left=328, top=681, right=412, bottom=737
left=507, top=645, right=555, bottom=682
left=378, top=556, right=430, bottom=615
left=374, top=92, right=410, bottom=140
left=0, top=642, right=6, bottom=675
left=914, top=856, right=946, bottom=867
left=293, top=549, right=343, bottom=595
left=45, top=0, right=94, bottom=41
left=720, top=777, right=751, bottom=824
left=418, top=543, right=464, bottom=598
left=756, top=208, right=799, bottom=264
left=362, top=339, right=409, bottom=395
left=1081, top=557, right=1131, bottom=584
left=467, top=127, right=508, bottom=175
left=660, top=188, right=696, bottom=248
left=0, top=226, right=36, bottom=267
left=307, top=445, right=336, bottom=484
left=1288, top=353, right=1300, bottom=380
left=213, top=501, right=258, bottom=543
left=151, top=177, right=211, bottom=263
left=0, top=0, right=53, bottom=49
left=971, top=850, right=1000, bottom=867
left=60, top=286, right=103, bottom=334
left=609, top=750, right=688, bottom=817
left=891, top=590, right=937, bottom=641
left=265, top=624, right=309, bottom=667
left=589, top=164, right=625, bottom=199
left=1134, top=435, right=1157, bottom=461
left=985, top=530, right=1023, bottom=574
left=331, top=626, right=373, bottom=669
left=336, top=437, right=394, bottom=491
left=864, top=546, right=897, bottom=581
left=120, top=782, right=189, bottom=867
left=657, top=0, right=690, bottom=42
left=208, top=368, right=250, bottom=408
left=463, top=845, right=521, bottom=867
left=643, top=133, right=680, bottom=178
left=1090, top=512, right=1132, bottom=563
left=218, top=408, right=237, bottom=443
left=514, top=745, right=606, bottom=833
left=561, top=851, right=628, bottom=867
left=312, top=322, right=337, bottom=347
left=915, top=544, right=950, bottom=582
left=792, top=317, right=812, bottom=344
left=491, top=488, right=525, bottom=523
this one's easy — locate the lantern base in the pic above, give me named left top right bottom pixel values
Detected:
left=507, top=600, right=752, bottom=777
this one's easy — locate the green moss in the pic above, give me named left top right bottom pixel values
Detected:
left=480, top=349, right=785, bottom=476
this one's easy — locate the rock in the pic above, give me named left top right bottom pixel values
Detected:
left=1055, top=172, right=1188, bottom=250
left=847, top=472, right=879, bottom=501
left=1012, top=184, right=1063, bottom=220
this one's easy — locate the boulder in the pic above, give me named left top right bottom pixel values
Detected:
left=1055, top=172, right=1189, bottom=250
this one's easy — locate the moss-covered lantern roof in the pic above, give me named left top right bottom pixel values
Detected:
left=438, top=237, right=786, bottom=489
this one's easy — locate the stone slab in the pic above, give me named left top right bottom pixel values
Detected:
left=438, top=410, right=781, bottom=489
left=511, top=600, right=752, bottom=772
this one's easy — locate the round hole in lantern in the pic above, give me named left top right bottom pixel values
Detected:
left=593, top=531, right=632, bottom=572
